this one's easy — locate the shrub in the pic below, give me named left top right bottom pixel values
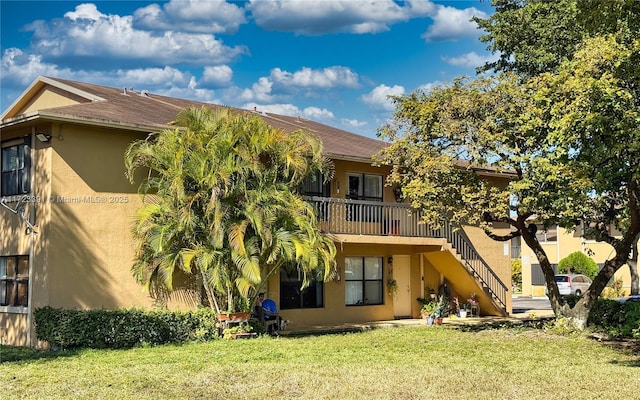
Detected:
left=511, top=259, right=522, bottom=292
left=600, top=278, right=626, bottom=299
left=557, top=251, right=598, bottom=279
left=34, top=307, right=219, bottom=349
left=544, top=317, right=582, bottom=336
left=588, top=299, right=640, bottom=339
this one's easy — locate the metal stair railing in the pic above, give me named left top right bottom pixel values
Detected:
left=440, top=223, right=508, bottom=313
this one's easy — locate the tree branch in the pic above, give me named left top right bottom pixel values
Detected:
left=482, top=228, right=520, bottom=242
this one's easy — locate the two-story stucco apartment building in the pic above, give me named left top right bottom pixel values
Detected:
left=515, top=224, right=637, bottom=297
left=1, top=76, right=513, bottom=346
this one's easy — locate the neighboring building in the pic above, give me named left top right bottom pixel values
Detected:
left=1, top=76, right=513, bottom=347
left=520, top=223, right=637, bottom=297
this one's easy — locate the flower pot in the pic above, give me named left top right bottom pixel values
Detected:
left=426, top=316, right=434, bottom=326
left=435, top=317, right=443, bottom=326
left=459, top=309, right=467, bottom=318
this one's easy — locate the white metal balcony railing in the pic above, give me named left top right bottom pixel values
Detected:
left=306, top=196, right=508, bottom=312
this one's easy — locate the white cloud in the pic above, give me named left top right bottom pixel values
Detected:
left=242, top=102, right=301, bottom=117
left=416, top=81, right=444, bottom=93
left=241, top=102, right=335, bottom=123
left=270, top=66, right=359, bottom=89
left=247, top=0, right=431, bottom=35
left=115, top=66, right=193, bottom=88
left=341, top=118, right=368, bottom=128
left=1, top=48, right=71, bottom=88
left=25, top=4, right=247, bottom=66
left=237, top=66, right=360, bottom=104
left=240, top=77, right=275, bottom=102
left=360, top=84, right=405, bottom=111
left=302, top=106, right=334, bottom=120
left=421, top=4, right=487, bottom=42
left=64, top=3, right=104, bottom=20
left=441, top=52, right=499, bottom=69
left=201, top=65, right=233, bottom=87
left=0, top=48, right=220, bottom=109
left=133, top=0, right=246, bottom=34
left=246, top=0, right=483, bottom=42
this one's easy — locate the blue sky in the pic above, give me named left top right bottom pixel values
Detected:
left=0, top=0, right=496, bottom=138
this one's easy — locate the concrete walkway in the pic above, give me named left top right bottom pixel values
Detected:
left=279, top=309, right=555, bottom=337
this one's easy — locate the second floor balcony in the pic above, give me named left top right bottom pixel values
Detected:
left=306, top=196, right=439, bottom=238
left=306, top=196, right=509, bottom=312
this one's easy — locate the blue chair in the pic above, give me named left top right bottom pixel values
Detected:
left=260, top=299, right=281, bottom=334
left=262, top=299, right=277, bottom=314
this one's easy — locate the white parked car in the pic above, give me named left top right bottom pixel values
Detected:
left=553, top=274, right=592, bottom=296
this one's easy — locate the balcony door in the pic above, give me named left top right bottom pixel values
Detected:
left=347, top=173, right=383, bottom=222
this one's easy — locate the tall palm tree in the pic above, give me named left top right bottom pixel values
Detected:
left=125, top=107, right=336, bottom=313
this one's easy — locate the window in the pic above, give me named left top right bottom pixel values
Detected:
left=347, top=173, right=382, bottom=201
left=345, top=257, right=383, bottom=305
left=301, top=171, right=331, bottom=221
left=1, top=137, right=31, bottom=196
left=510, top=235, right=521, bottom=258
left=301, top=171, right=330, bottom=197
left=346, top=173, right=383, bottom=222
left=0, top=256, right=29, bottom=307
left=535, top=224, right=557, bottom=242
left=280, top=267, right=324, bottom=309
left=531, top=263, right=558, bottom=285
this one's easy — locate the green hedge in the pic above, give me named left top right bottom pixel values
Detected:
left=34, top=307, right=219, bottom=349
left=588, top=299, right=640, bottom=339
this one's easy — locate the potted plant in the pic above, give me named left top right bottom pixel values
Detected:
left=421, top=302, right=436, bottom=326
left=432, top=296, right=447, bottom=325
left=465, top=293, right=479, bottom=317
left=387, top=278, right=398, bottom=297
left=452, top=296, right=461, bottom=316
left=222, top=322, right=255, bottom=339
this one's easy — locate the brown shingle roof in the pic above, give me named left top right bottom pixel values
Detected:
left=30, top=77, right=387, bottom=161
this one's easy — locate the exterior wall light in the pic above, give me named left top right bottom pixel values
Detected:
left=36, top=133, right=51, bottom=142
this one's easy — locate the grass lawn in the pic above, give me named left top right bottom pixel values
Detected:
left=1, top=326, right=638, bottom=399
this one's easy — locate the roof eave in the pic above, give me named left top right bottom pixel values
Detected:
left=325, top=153, right=377, bottom=164
left=1, top=76, right=106, bottom=120
left=1, top=111, right=165, bottom=133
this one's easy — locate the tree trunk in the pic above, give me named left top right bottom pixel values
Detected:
left=200, top=269, right=221, bottom=314
left=564, top=299, right=590, bottom=330
left=519, top=226, right=566, bottom=315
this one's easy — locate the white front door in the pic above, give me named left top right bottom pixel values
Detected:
left=392, top=255, right=412, bottom=318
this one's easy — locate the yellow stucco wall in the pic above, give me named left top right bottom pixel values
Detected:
left=521, top=226, right=638, bottom=296
left=1, top=128, right=47, bottom=346
left=1, top=121, right=200, bottom=346
left=18, top=86, right=84, bottom=116
left=267, top=243, right=444, bottom=328
left=331, top=159, right=393, bottom=201
left=45, top=123, right=199, bottom=310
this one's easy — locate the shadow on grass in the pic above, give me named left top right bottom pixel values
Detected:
left=598, top=338, right=640, bottom=361
left=610, top=359, right=640, bottom=367
left=453, top=317, right=553, bottom=333
left=0, top=345, right=79, bottom=364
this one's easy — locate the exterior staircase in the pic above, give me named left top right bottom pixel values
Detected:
left=438, top=224, right=508, bottom=316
